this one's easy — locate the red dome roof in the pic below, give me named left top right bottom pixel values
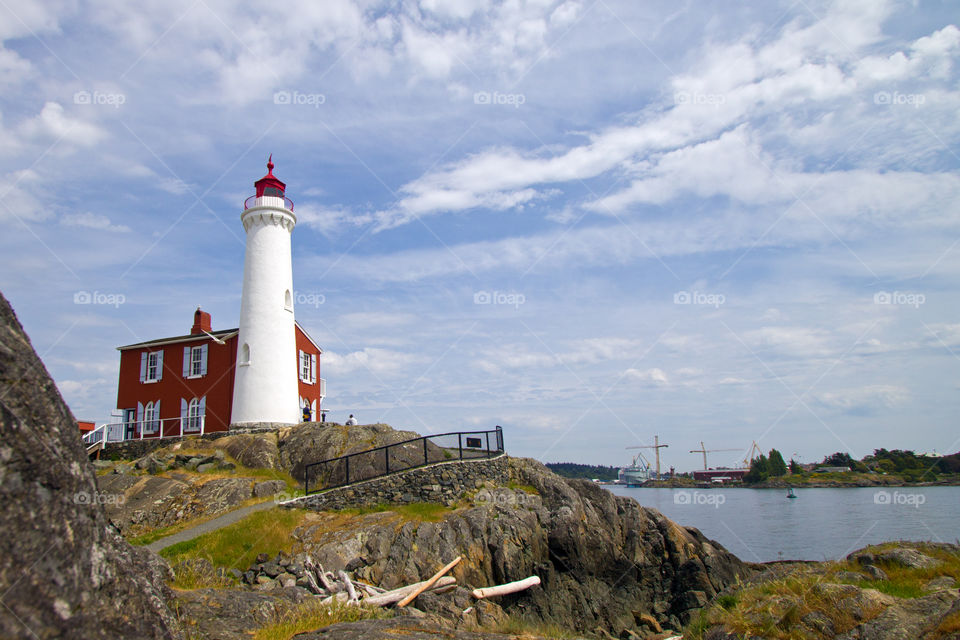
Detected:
left=254, top=154, right=286, bottom=197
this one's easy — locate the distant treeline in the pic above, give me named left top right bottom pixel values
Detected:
left=744, top=448, right=960, bottom=483
left=546, top=462, right=620, bottom=481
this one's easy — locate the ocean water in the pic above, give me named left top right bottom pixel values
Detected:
left=605, top=485, right=960, bottom=562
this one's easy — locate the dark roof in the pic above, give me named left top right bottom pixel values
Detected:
left=117, top=329, right=238, bottom=351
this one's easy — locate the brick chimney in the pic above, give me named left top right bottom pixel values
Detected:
left=191, top=307, right=212, bottom=335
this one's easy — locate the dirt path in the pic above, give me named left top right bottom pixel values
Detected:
left=145, top=500, right=277, bottom=553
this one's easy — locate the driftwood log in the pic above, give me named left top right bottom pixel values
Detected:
left=397, top=556, right=462, bottom=608
left=365, top=576, right=457, bottom=606
left=339, top=570, right=359, bottom=603
left=471, top=576, right=541, bottom=599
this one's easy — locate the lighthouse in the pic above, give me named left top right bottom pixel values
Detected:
left=231, top=156, right=300, bottom=426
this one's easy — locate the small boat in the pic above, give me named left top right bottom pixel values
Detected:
left=787, top=488, right=798, bottom=499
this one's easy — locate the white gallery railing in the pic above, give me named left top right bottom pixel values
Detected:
left=83, top=416, right=206, bottom=449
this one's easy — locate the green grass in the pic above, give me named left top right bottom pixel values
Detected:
left=489, top=614, right=582, bottom=639
left=506, top=481, right=539, bottom=494
left=160, top=508, right=310, bottom=588
left=337, top=501, right=452, bottom=522
left=252, top=600, right=387, bottom=640
left=685, top=543, right=960, bottom=640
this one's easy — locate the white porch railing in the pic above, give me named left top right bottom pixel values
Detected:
left=319, top=378, right=326, bottom=399
left=83, top=415, right=206, bottom=449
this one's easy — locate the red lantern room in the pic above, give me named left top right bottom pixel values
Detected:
left=255, top=154, right=285, bottom=197
left=245, top=155, right=294, bottom=211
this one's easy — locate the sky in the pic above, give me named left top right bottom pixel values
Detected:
left=1, top=0, right=958, bottom=472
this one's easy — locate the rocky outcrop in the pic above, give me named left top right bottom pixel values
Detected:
left=278, top=422, right=424, bottom=482
left=291, top=457, right=751, bottom=637
left=96, top=472, right=280, bottom=536
left=294, top=616, right=553, bottom=639
left=0, top=292, right=181, bottom=639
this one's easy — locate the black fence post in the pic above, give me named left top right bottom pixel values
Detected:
left=486, top=431, right=490, bottom=457
left=385, top=446, right=389, bottom=475
left=458, top=433, right=463, bottom=460
left=345, top=456, right=350, bottom=486
left=305, top=465, right=310, bottom=495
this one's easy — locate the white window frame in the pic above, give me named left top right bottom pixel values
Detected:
left=300, top=350, right=311, bottom=383
left=145, top=352, right=160, bottom=382
left=190, top=346, right=203, bottom=377
left=186, top=398, right=202, bottom=432
left=144, top=401, right=159, bottom=433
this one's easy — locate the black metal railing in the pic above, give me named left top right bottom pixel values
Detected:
left=304, top=426, right=504, bottom=495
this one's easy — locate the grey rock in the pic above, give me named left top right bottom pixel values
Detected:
left=196, top=462, right=217, bottom=473
left=0, top=291, right=181, bottom=639
left=262, top=562, right=282, bottom=578
left=293, top=616, right=553, bottom=639
left=878, top=548, right=941, bottom=569
left=252, top=480, right=287, bottom=497
left=175, top=588, right=311, bottom=640
left=924, top=576, right=957, bottom=591
left=863, top=564, right=888, bottom=580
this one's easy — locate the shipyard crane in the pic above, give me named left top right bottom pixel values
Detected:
left=626, top=435, right=668, bottom=479
left=689, top=441, right=740, bottom=471
left=742, top=441, right=763, bottom=468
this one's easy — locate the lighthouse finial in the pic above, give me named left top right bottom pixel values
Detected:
left=267, top=154, right=274, bottom=174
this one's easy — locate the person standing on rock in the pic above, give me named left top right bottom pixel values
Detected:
left=345, top=414, right=358, bottom=425
left=302, top=405, right=311, bottom=422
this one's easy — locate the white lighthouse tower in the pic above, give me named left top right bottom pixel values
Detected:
left=231, top=156, right=300, bottom=426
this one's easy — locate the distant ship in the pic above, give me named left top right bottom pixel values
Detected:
left=619, top=452, right=652, bottom=486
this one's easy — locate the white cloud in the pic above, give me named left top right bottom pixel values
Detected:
left=624, top=367, right=669, bottom=385
left=60, top=212, right=131, bottom=233
left=322, top=347, right=429, bottom=377
left=816, top=384, right=909, bottom=412
left=18, top=102, right=107, bottom=147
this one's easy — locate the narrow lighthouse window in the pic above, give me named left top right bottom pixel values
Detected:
left=284, top=289, right=293, bottom=311
left=240, top=343, right=250, bottom=365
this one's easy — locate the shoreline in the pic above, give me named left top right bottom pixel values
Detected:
left=599, top=478, right=960, bottom=489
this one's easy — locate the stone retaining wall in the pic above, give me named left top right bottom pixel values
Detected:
left=283, top=454, right=509, bottom=511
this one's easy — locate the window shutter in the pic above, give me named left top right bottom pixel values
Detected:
left=137, top=402, right=144, bottom=429
left=312, top=399, right=317, bottom=414
left=199, top=396, right=206, bottom=421
left=183, top=347, right=191, bottom=377
left=140, top=353, right=147, bottom=382
left=156, top=351, right=164, bottom=380
left=298, top=350, right=304, bottom=381
left=181, top=398, right=188, bottom=426
left=310, top=354, right=317, bottom=384
left=201, top=344, right=208, bottom=375
left=155, top=400, right=161, bottom=430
